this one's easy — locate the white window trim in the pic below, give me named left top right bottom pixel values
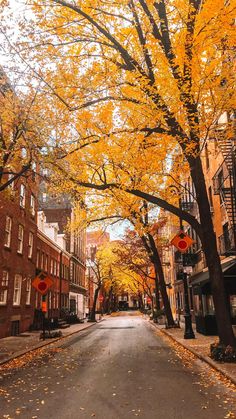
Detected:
left=0, top=289, right=7, bottom=305
left=4, top=216, right=12, bottom=248
left=13, top=274, right=22, bottom=306
left=17, top=225, right=24, bottom=254
left=2, top=270, right=9, bottom=287
left=28, top=232, right=34, bottom=259
left=45, top=255, right=48, bottom=272
left=26, top=278, right=31, bottom=305
left=20, top=184, right=26, bottom=208
left=30, top=195, right=35, bottom=216
left=0, top=271, right=8, bottom=305
left=8, top=174, right=14, bottom=190
left=50, top=259, right=53, bottom=275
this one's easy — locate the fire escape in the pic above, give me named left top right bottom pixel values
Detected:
left=213, top=134, right=236, bottom=255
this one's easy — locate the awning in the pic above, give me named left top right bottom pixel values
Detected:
left=190, top=258, right=236, bottom=287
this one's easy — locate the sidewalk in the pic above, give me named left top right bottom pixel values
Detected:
left=0, top=320, right=100, bottom=366
left=152, top=321, right=236, bottom=386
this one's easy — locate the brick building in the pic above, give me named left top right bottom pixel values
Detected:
left=160, top=114, right=236, bottom=336
left=38, top=188, right=87, bottom=319
left=0, top=173, right=38, bottom=337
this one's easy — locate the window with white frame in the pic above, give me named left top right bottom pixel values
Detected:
left=54, top=260, right=57, bottom=276
left=26, top=278, right=31, bottom=305
left=13, top=274, right=22, bottom=305
left=31, top=162, right=36, bottom=181
left=45, top=255, right=48, bottom=272
left=30, top=195, right=35, bottom=216
left=20, top=184, right=26, bottom=208
left=50, top=258, right=53, bottom=275
left=57, top=262, right=60, bottom=277
left=36, top=249, right=40, bottom=267
left=41, top=252, right=44, bottom=270
left=4, top=216, right=12, bottom=247
left=42, top=192, right=47, bottom=202
left=17, top=225, right=24, bottom=254
left=28, top=232, right=34, bottom=258
left=0, top=271, right=9, bottom=305
left=8, top=174, right=14, bottom=190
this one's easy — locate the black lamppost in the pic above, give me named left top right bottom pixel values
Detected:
left=169, top=185, right=195, bottom=339
left=182, top=270, right=195, bottom=339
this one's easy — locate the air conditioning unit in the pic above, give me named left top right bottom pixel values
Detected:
left=210, top=206, right=214, bottom=214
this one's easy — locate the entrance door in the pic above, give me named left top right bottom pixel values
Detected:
left=11, top=320, right=20, bottom=336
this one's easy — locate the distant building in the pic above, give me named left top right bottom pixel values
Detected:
left=38, top=187, right=86, bottom=319
left=86, top=231, right=110, bottom=314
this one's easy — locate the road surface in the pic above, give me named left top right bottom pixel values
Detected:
left=0, top=312, right=235, bottom=419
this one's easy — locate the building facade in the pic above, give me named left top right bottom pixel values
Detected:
left=38, top=190, right=87, bottom=320
left=0, top=173, right=38, bottom=337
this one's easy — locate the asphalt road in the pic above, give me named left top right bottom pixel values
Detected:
left=0, top=313, right=235, bottom=419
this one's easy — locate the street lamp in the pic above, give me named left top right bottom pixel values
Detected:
left=169, top=185, right=195, bottom=339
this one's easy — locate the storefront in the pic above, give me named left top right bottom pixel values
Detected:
left=190, top=258, right=236, bottom=335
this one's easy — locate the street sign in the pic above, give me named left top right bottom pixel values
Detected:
left=171, top=231, right=194, bottom=253
left=32, top=271, right=54, bottom=295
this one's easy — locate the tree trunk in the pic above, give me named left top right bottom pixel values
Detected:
left=190, top=156, right=236, bottom=347
left=90, top=286, right=100, bottom=322
left=148, top=234, right=175, bottom=327
left=155, top=276, right=161, bottom=311
left=138, top=292, right=144, bottom=310
left=107, top=286, right=113, bottom=314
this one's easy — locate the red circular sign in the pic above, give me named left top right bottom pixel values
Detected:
left=99, top=296, right=104, bottom=302
left=178, top=240, right=188, bottom=250
left=38, top=282, right=47, bottom=292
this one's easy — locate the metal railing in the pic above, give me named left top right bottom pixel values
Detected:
left=218, top=224, right=236, bottom=255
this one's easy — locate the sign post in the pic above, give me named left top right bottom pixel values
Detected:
left=170, top=231, right=195, bottom=339
left=32, top=272, right=53, bottom=340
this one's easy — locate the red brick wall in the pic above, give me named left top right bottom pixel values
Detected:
left=0, top=174, right=38, bottom=338
left=36, top=233, right=70, bottom=319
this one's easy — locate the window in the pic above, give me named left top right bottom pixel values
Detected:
left=45, top=255, right=48, bottom=272
left=17, top=225, right=24, bottom=254
left=36, top=249, right=40, bottom=267
left=2, top=270, right=9, bottom=287
left=4, top=216, right=12, bottom=247
left=8, top=174, right=14, bottom=190
left=26, top=278, right=31, bottom=305
left=41, top=252, right=44, bottom=270
left=42, top=193, right=47, bottom=202
left=0, top=271, right=9, bottom=305
left=30, top=195, right=35, bottom=216
left=50, top=258, right=53, bottom=275
left=28, top=232, right=34, bottom=258
left=31, top=162, right=36, bottom=181
left=20, top=184, right=26, bottom=208
left=0, top=290, right=7, bottom=305
left=54, top=260, right=57, bottom=276
left=13, top=274, right=22, bottom=305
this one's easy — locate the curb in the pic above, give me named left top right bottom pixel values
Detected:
left=150, top=321, right=236, bottom=387
left=0, top=320, right=103, bottom=368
